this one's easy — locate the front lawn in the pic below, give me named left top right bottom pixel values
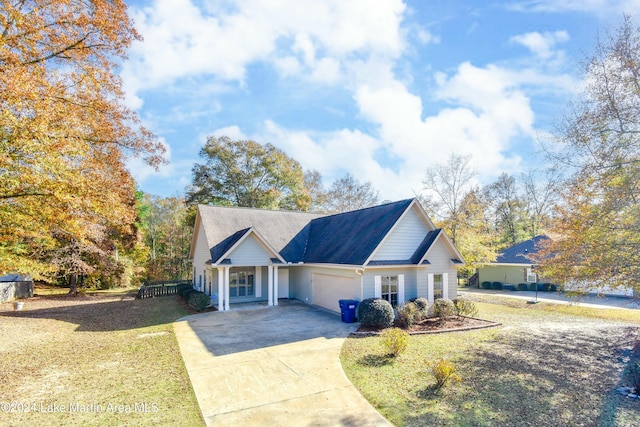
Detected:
left=0, top=288, right=204, bottom=426
left=340, top=296, right=640, bottom=426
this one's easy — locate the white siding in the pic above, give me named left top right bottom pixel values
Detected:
left=424, top=240, right=458, bottom=299
left=371, top=206, right=429, bottom=260
left=228, top=234, right=273, bottom=266
left=192, top=221, right=212, bottom=290
left=363, top=268, right=417, bottom=302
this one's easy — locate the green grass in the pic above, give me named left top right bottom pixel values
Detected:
left=0, top=291, right=204, bottom=426
left=341, top=297, right=640, bottom=426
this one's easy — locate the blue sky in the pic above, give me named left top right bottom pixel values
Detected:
left=121, top=0, right=637, bottom=201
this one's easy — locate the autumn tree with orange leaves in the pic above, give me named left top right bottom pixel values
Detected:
left=0, top=0, right=165, bottom=291
left=540, top=16, right=640, bottom=295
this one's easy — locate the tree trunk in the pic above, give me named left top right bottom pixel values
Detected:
left=68, top=273, right=78, bottom=296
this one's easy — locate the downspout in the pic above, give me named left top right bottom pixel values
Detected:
left=355, top=268, right=364, bottom=301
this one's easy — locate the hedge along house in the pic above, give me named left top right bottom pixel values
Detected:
left=477, top=235, right=550, bottom=286
left=189, top=199, right=464, bottom=313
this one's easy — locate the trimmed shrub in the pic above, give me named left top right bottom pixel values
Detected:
left=428, top=358, right=461, bottom=391
left=491, top=281, right=504, bottom=290
left=517, top=283, right=529, bottom=291
left=181, top=288, right=197, bottom=301
left=357, top=298, right=394, bottom=328
left=397, top=302, right=420, bottom=329
left=380, top=327, right=409, bottom=357
left=452, top=297, right=478, bottom=318
left=528, top=283, right=538, bottom=291
left=481, top=281, right=492, bottom=289
left=188, top=292, right=210, bottom=311
left=541, top=283, right=551, bottom=292
left=549, top=284, right=557, bottom=292
left=433, top=298, right=456, bottom=322
left=411, top=297, right=429, bottom=320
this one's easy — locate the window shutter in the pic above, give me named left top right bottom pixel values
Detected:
left=398, top=274, right=405, bottom=304
left=374, top=275, right=382, bottom=298
left=427, top=274, right=434, bottom=303
left=443, top=273, right=449, bottom=299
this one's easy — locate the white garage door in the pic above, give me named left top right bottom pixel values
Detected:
left=312, top=273, right=358, bottom=313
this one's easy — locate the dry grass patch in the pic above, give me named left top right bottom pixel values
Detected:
left=341, top=298, right=640, bottom=426
left=0, top=289, right=203, bottom=426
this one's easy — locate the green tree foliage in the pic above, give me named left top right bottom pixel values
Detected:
left=539, top=16, right=640, bottom=292
left=138, top=194, right=192, bottom=281
left=186, top=136, right=310, bottom=211
left=484, top=173, right=530, bottom=247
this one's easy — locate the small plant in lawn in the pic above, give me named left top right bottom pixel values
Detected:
left=428, top=358, right=461, bottom=391
left=452, top=297, right=478, bottom=319
left=380, top=327, right=409, bottom=357
left=357, top=298, right=394, bottom=328
left=433, top=298, right=456, bottom=322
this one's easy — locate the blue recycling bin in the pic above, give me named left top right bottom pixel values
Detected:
left=338, top=299, right=359, bottom=323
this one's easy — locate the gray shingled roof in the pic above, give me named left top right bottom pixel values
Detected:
left=495, top=235, right=550, bottom=264
left=198, top=205, right=324, bottom=263
left=300, top=199, right=414, bottom=265
left=198, top=199, right=442, bottom=266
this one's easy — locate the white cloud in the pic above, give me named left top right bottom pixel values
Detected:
left=123, top=0, right=407, bottom=99
left=506, top=0, right=640, bottom=15
left=510, top=30, right=569, bottom=60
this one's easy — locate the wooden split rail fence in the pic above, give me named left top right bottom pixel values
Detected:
left=136, top=280, right=192, bottom=299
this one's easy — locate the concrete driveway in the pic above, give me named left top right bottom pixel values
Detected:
left=174, top=300, right=391, bottom=426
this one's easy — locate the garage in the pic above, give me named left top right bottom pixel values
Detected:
left=312, top=273, right=359, bottom=313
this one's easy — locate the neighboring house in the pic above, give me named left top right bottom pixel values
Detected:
left=189, top=198, right=464, bottom=313
left=477, top=235, right=549, bottom=286
left=0, top=274, right=34, bottom=303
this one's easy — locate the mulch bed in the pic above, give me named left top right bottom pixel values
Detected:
left=352, top=316, right=501, bottom=336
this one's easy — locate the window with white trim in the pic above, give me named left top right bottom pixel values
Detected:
left=433, top=274, right=443, bottom=299
left=229, top=268, right=255, bottom=298
left=380, top=275, right=399, bottom=307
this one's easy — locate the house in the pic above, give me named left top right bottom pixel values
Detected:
left=0, top=274, right=33, bottom=303
left=189, top=198, right=464, bottom=313
left=477, top=235, right=549, bottom=287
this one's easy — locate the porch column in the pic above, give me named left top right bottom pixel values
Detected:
left=224, top=267, right=230, bottom=311
left=267, top=265, right=273, bottom=306
left=217, top=268, right=224, bottom=311
left=273, top=266, right=279, bottom=306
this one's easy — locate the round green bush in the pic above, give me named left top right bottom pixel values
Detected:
left=434, top=298, right=456, bottom=321
left=517, top=283, right=529, bottom=291
left=411, top=297, right=429, bottom=318
left=549, top=284, right=557, bottom=292
left=528, top=282, right=538, bottom=291
left=188, top=291, right=210, bottom=311
left=397, top=302, right=419, bottom=328
left=357, top=298, right=394, bottom=328
left=181, top=288, right=197, bottom=301
left=541, top=283, right=551, bottom=292
left=481, top=281, right=492, bottom=289
left=491, top=281, right=504, bottom=290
